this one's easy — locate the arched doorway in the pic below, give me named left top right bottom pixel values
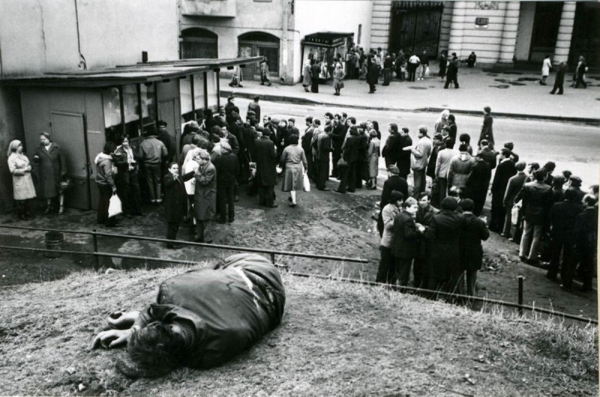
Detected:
left=238, top=32, right=280, bottom=80
left=181, top=28, right=218, bottom=59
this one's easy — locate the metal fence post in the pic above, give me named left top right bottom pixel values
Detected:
left=270, top=252, right=276, bottom=264
left=518, top=276, right=524, bottom=316
left=92, top=229, right=100, bottom=271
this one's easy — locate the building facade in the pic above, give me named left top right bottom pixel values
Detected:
left=179, top=0, right=373, bottom=84
left=370, top=1, right=599, bottom=68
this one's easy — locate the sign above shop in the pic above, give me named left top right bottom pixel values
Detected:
left=475, top=17, right=489, bottom=29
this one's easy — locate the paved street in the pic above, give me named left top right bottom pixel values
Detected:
left=233, top=97, right=600, bottom=188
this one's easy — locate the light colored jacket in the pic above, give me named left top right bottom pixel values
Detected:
left=435, top=148, right=457, bottom=178
left=8, top=153, right=36, bottom=200
left=380, top=203, right=400, bottom=248
left=410, top=136, right=432, bottom=171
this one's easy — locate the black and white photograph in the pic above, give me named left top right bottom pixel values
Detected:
left=0, top=0, right=598, bottom=395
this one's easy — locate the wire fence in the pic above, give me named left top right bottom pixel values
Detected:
left=0, top=224, right=596, bottom=325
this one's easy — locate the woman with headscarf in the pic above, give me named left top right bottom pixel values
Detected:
left=33, top=131, right=66, bottom=214
left=366, top=129, right=381, bottom=190
left=332, top=63, right=345, bottom=96
left=280, top=134, right=308, bottom=207
left=7, top=140, right=36, bottom=219
left=302, top=60, right=312, bottom=92
left=434, top=109, right=450, bottom=133
left=193, top=149, right=217, bottom=243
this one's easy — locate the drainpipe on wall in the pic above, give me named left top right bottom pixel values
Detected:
left=281, top=0, right=289, bottom=84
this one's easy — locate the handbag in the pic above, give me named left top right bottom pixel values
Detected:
left=337, top=158, right=348, bottom=168
left=303, top=172, right=311, bottom=192
left=339, top=81, right=345, bottom=89
left=108, top=193, right=123, bottom=218
left=511, top=200, right=522, bottom=225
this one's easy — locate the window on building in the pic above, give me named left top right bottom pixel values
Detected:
left=181, top=28, right=218, bottom=59
left=140, top=83, right=157, bottom=135
left=102, top=87, right=122, bottom=141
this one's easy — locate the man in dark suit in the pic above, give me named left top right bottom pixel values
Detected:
left=479, top=106, right=494, bottom=148
left=546, top=188, right=583, bottom=282
left=392, top=197, right=424, bottom=286
left=414, top=192, right=437, bottom=289
left=377, top=165, right=409, bottom=236
left=426, top=197, right=464, bottom=294
left=214, top=142, right=240, bottom=223
left=301, top=117, right=315, bottom=181
left=382, top=123, right=402, bottom=168
left=459, top=199, right=490, bottom=296
left=515, top=169, right=553, bottom=264
left=502, top=161, right=527, bottom=238
left=254, top=130, right=278, bottom=208
left=336, top=126, right=363, bottom=194
left=490, top=148, right=517, bottom=232
left=397, top=127, right=413, bottom=180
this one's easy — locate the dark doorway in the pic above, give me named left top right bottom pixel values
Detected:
left=389, top=1, right=443, bottom=57
left=569, top=2, right=600, bottom=68
left=529, top=2, right=563, bottom=63
left=181, top=28, right=218, bottom=59
left=238, top=32, right=280, bottom=81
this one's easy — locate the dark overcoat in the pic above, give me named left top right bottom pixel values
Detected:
left=254, top=136, right=277, bottom=186
left=391, top=211, right=420, bottom=259
left=465, top=159, right=491, bottom=215
left=460, top=212, right=490, bottom=271
left=491, top=160, right=517, bottom=206
left=33, top=143, right=66, bottom=198
left=382, top=132, right=402, bottom=166
left=193, top=163, right=217, bottom=221
left=164, top=171, right=195, bottom=222
left=549, top=200, right=583, bottom=243
left=427, top=210, right=464, bottom=278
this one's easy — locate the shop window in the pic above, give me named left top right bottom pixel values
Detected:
left=123, top=85, right=141, bottom=138
left=206, top=71, right=218, bottom=110
left=194, top=73, right=206, bottom=113
left=180, top=76, right=194, bottom=121
left=140, top=83, right=157, bottom=135
left=181, top=28, right=218, bottom=59
left=102, top=87, right=121, bottom=142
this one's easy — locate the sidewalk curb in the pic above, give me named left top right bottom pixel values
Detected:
left=221, top=90, right=600, bottom=126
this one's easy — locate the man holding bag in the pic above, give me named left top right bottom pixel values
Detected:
left=95, top=142, right=119, bottom=227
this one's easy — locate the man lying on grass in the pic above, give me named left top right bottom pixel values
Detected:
left=92, top=253, right=286, bottom=378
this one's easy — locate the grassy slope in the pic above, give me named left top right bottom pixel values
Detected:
left=0, top=263, right=597, bottom=397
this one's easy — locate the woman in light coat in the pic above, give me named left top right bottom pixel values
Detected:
left=280, top=134, right=308, bottom=207
left=7, top=140, right=36, bottom=219
left=366, top=129, right=381, bottom=190
left=332, top=63, right=345, bottom=96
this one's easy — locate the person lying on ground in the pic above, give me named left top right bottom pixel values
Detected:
left=91, top=253, right=286, bottom=378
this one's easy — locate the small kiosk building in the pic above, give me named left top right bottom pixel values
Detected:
left=3, top=57, right=262, bottom=210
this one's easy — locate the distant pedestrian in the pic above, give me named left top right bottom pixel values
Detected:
left=395, top=49, right=406, bottom=81
left=366, top=129, right=381, bottom=189
left=382, top=54, right=393, bottom=86
left=550, top=62, right=566, bottom=95
left=467, top=52, right=477, bottom=67
left=573, top=56, right=587, bottom=89
left=540, top=55, right=552, bottom=85
left=254, top=129, right=278, bottom=207
left=438, top=50, right=447, bottom=81
left=478, top=106, right=494, bottom=148
left=302, top=60, right=312, bottom=92
left=419, top=50, right=429, bottom=80
left=444, top=53, right=459, bottom=89
left=333, top=63, right=345, bottom=96
left=214, top=142, right=240, bottom=223
left=260, top=58, right=272, bottom=86
left=367, top=55, right=379, bottom=94
left=7, top=140, right=36, bottom=220
left=310, top=59, right=320, bottom=93
left=407, top=53, right=420, bottom=82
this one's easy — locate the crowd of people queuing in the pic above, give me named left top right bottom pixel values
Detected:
left=7, top=94, right=598, bottom=295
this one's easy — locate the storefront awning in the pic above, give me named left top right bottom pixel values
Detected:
left=1, top=57, right=263, bottom=88
left=302, top=32, right=354, bottom=48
